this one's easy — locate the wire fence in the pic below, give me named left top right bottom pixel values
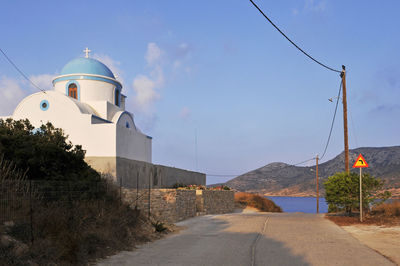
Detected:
left=0, top=179, right=122, bottom=244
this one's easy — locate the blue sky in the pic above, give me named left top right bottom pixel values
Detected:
left=1, top=0, right=399, bottom=184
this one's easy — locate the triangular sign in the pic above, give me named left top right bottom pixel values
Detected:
left=352, top=153, right=369, bottom=168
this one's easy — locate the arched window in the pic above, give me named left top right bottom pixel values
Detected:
left=115, top=89, right=120, bottom=106
left=68, top=83, right=78, bottom=99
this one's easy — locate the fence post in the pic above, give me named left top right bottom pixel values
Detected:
left=136, top=172, right=139, bottom=209
left=120, top=176, right=122, bottom=205
left=148, top=168, right=152, bottom=218
left=29, top=179, right=34, bottom=244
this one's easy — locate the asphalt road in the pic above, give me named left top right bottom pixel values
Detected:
left=97, top=212, right=395, bottom=266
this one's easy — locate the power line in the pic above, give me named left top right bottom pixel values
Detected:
left=320, top=80, right=342, bottom=160
left=0, top=48, right=46, bottom=93
left=249, top=0, right=341, bottom=73
left=206, top=157, right=316, bottom=178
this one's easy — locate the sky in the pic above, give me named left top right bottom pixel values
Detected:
left=1, top=0, right=399, bottom=184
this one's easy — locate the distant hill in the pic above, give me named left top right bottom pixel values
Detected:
left=225, top=146, right=400, bottom=197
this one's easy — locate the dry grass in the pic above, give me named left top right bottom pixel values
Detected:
left=371, top=201, right=400, bottom=217
left=326, top=201, right=400, bottom=226
left=235, top=192, right=282, bottom=212
left=0, top=183, right=160, bottom=266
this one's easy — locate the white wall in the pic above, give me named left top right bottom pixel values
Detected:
left=12, top=91, right=117, bottom=157
left=116, top=112, right=152, bottom=162
left=54, top=79, right=117, bottom=105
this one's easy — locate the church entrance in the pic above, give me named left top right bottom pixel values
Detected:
left=68, top=83, right=78, bottom=99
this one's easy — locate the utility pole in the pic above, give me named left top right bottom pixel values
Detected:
left=316, top=155, right=319, bottom=214
left=340, top=65, right=350, bottom=173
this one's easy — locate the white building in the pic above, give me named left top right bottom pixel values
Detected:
left=3, top=49, right=152, bottom=165
left=2, top=49, right=205, bottom=188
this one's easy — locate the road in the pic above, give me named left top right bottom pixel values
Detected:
left=97, top=211, right=395, bottom=266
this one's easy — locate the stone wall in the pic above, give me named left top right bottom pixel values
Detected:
left=122, top=188, right=196, bottom=223
left=196, top=190, right=235, bottom=215
left=85, top=156, right=205, bottom=189
left=122, top=189, right=235, bottom=223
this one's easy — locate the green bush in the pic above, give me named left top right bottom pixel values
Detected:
left=0, top=119, right=100, bottom=183
left=324, top=171, right=390, bottom=214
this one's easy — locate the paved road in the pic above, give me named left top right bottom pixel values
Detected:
left=97, top=212, right=395, bottom=266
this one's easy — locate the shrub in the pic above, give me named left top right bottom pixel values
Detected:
left=0, top=119, right=156, bottom=265
left=371, top=201, right=400, bottom=217
left=0, top=119, right=100, bottom=183
left=172, top=182, right=185, bottom=189
left=235, top=192, right=282, bottom=212
left=324, top=172, right=390, bottom=215
left=152, top=221, right=167, bottom=233
left=0, top=180, right=153, bottom=265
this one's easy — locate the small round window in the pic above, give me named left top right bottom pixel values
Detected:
left=40, top=100, right=49, bottom=111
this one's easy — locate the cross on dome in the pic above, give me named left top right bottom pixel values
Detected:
left=83, top=47, right=91, bottom=58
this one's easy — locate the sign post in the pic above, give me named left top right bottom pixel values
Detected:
left=352, top=154, right=369, bottom=222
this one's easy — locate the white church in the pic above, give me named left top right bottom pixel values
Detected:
left=2, top=49, right=205, bottom=187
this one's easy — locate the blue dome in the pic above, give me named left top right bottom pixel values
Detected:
left=60, top=58, right=115, bottom=79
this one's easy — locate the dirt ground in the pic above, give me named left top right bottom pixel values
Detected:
left=327, top=215, right=400, bottom=265
left=341, top=225, right=400, bottom=265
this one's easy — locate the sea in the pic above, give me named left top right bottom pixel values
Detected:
left=266, top=196, right=329, bottom=213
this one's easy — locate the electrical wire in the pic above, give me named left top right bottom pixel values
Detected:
left=249, top=0, right=341, bottom=73
left=206, top=157, right=315, bottom=178
left=0, top=48, right=46, bottom=93
left=319, top=80, right=342, bottom=160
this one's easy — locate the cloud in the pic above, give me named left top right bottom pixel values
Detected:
left=29, top=74, right=54, bottom=91
left=129, top=42, right=193, bottom=129
left=172, top=42, right=192, bottom=73
left=372, top=104, right=400, bottom=114
left=378, top=66, right=400, bottom=90
left=92, top=54, right=124, bottom=84
left=131, top=43, right=164, bottom=114
left=145, top=43, right=163, bottom=66
left=304, top=0, right=326, bottom=12
left=293, top=0, right=327, bottom=15
left=179, top=107, right=191, bottom=120
left=0, top=76, right=30, bottom=116
left=132, top=74, right=160, bottom=112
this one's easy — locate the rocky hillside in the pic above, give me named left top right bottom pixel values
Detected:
left=225, top=146, right=400, bottom=197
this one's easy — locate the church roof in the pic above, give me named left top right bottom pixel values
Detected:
left=60, top=57, right=115, bottom=79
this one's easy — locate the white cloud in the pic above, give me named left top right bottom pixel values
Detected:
left=131, top=43, right=165, bottom=114
left=129, top=41, right=193, bottom=129
left=145, top=43, right=162, bottom=66
left=132, top=74, right=160, bottom=112
left=305, top=0, right=326, bottom=12
left=172, top=42, right=192, bottom=73
left=179, top=107, right=191, bottom=120
left=92, top=53, right=124, bottom=84
left=293, top=0, right=327, bottom=15
left=29, top=74, right=54, bottom=91
left=0, top=76, right=29, bottom=116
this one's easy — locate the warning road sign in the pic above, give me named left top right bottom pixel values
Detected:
left=352, top=154, right=369, bottom=168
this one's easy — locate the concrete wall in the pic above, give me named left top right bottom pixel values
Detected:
left=196, top=190, right=235, bottom=214
left=85, top=156, right=206, bottom=189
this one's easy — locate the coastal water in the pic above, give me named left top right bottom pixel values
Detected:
left=267, top=196, right=329, bottom=213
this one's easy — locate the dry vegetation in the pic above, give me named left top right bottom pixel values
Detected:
left=326, top=201, right=400, bottom=226
left=235, top=192, right=282, bottom=212
left=0, top=182, right=168, bottom=266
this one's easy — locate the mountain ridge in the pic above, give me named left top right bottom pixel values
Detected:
left=224, top=146, right=400, bottom=198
